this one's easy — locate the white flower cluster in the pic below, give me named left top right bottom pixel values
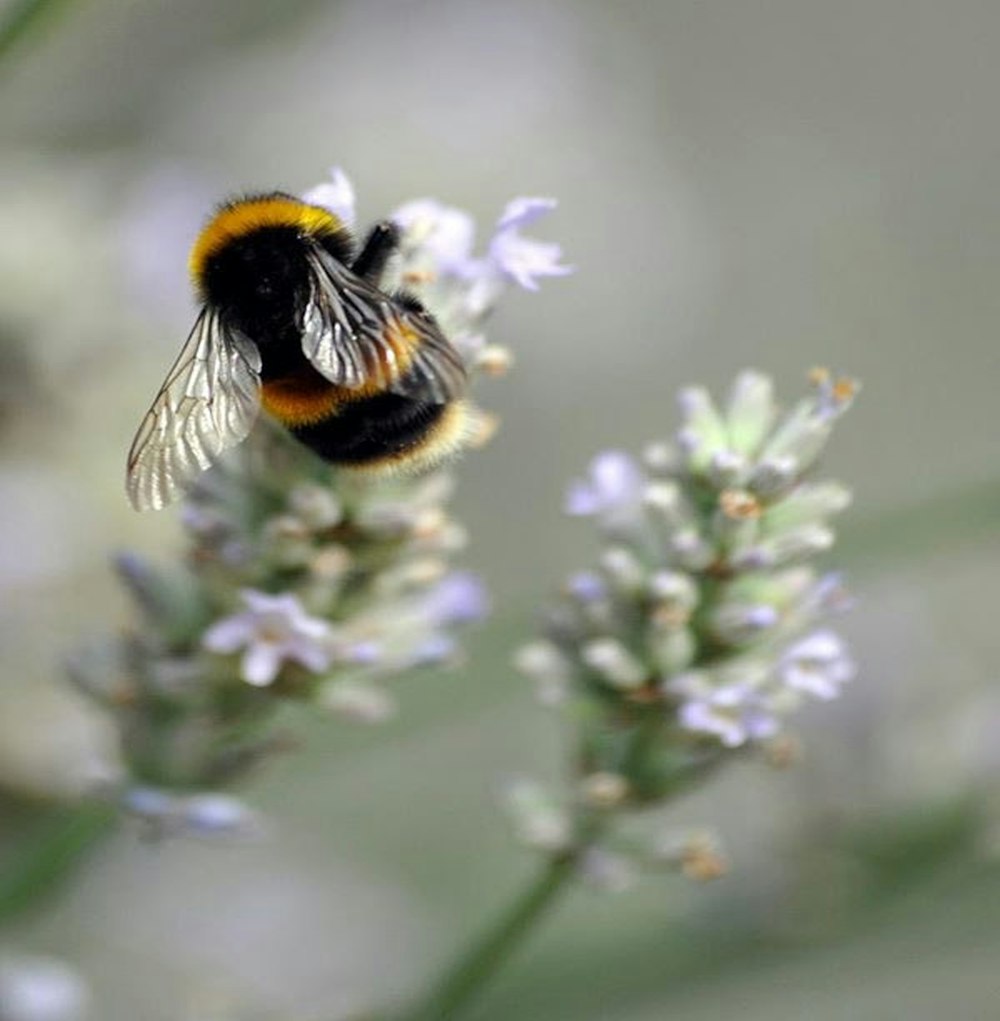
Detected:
left=193, top=471, right=489, bottom=721
left=504, top=370, right=857, bottom=875
left=305, top=166, right=571, bottom=367
left=515, top=369, right=858, bottom=809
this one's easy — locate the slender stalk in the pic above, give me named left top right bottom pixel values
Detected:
left=0, top=0, right=77, bottom=64
left=400, top=850, right=581, bottom=1021
left=399, top=707, right=670, bottom=1021
left=0, top=802, right=116, bottom=924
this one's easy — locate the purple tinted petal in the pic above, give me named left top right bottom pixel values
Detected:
left=202, top=615, right=252, bottom=653
left=411, top=633, right=458, bottom=665
left=591, top=451, right=643, bottom=505
left=290, top=640, right=330, bottom=674
left=567, top=570, right=607, bottom=602
left=788, top=629, right=844, bottom=661
left=565, top=480, right=601, bottom=516
left=392, top=198, right=476, bottom=273
left=123, top=786, right=175, bottom=818
left=346, top=641, right=382, bottom=665
left=679, top=700, right=746, bottom=746
left=182, top=794, right=260, bottom=838
left=744, top=605, right=780, bottom=629
left=489, top=233, right=573, bottom=291
left=242, top=643, right=281, bottom=686
left=786, top=668, right=839, bottom=699
left=495, top=196, right=558, bottom=233
left=743, top=707, right=781, bottom=740
left=239, top=589, right=286, bottom=613
left=711, top=684, right=748, bottom=708
left=427, top=571, right=489, bottom=624
left=293, top=615, right=334, bottom=641
left=302, top=166, right=357, bottom=227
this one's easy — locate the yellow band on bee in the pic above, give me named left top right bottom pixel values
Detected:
left=189, top=195, right=343, bottom=285
left=261, top=374, right=342, bottom=427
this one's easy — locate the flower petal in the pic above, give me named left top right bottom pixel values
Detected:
left=392, top=198, right=476, bottom=274
left=488, top=232, right=572, bottom=291
left=495, top=196, right=558, bottom=233
left=302, top=166, right=356, bottom=226
left=241, top=642, right=282, bottom=686
left=202, top=615, right=252, bottom=653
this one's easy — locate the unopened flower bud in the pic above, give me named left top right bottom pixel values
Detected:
left=580, top=771, right=630, bottom=808
left=182, top=794, right=263, bottom=840
left=676, top=386, right=730, bottom=473
left=708, top=449, right=750, bottom=489
left=649, top=626, right=696, bottom=675
left=748, top=455, right=799, bottom=498
left=320, top=678, right=397, bottom=723
left=474, top=344, right=513, bottom=376
left=501, top=778, right=572, bottom=852
left=642, top=440, right=681, bottom=473
left=762, top=481, right=852, bottom=534
left=670, top=529, right=714, bottom=571
left=726, top=370, right=777, bottom=456
left=288, top=483, right=342, bottom=529
left=582, top=638, right=646, bottom=690
left=600, top=546, right=645, bottom=592
left=579, top=847, right=638, bottom=892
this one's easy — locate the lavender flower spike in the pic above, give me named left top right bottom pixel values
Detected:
left=516, top=369, right=858, bottom=871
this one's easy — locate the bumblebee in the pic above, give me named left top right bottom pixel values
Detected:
left=126, top=192, right=470, bottom=511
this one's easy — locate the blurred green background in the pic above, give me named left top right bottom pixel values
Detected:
left=2, top=1, right=1000, bottom=1018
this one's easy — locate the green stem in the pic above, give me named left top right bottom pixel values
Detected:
left=0, top=801, right=116, bottom=924
left=400, top=707, right=667, bottom=1021
left=401, top=849, right=583, bottom=1021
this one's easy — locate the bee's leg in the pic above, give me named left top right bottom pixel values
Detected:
left=351, top=220, right=401, bottom=284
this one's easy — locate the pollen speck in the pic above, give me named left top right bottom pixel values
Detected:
left=719, top=489, right=762, bottom=520
left=833, top=377, right=857, bottom=403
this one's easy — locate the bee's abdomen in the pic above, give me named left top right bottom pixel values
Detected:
left=291, top=391, right=447, bottom=465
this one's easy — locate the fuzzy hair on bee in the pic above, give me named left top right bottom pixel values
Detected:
left=125, top=191, right=472, bottom=511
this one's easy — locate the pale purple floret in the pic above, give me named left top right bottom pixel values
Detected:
left=203, top=589, right=332, bottom=687
left=424, top=571, right=490, bottom=625
left=565, top=451, right=645, bottom=526
left=676, top=683, right=781, bottom=748
left=410, top=633, right=459, bottom=666
left=391, top=198, right=477, bottom=275
left=567, top=570, right=607, bottom=603
left=495, top=197, right=559, bottom=232
left=301, top=166, right=357, bottom=226
left=811, top=572, right=855, bottom=615
left=778, top=630, right=855, bottom=700
left=746, top=605, right=780, bottom=628
left=345, top=640, right=382, bottom=666
left=488, top=197, right=573, bottom=291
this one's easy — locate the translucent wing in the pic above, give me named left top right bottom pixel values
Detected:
left=125, top=308, right=262, bottom=511
left=301, top=246, right=466, bottom=405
